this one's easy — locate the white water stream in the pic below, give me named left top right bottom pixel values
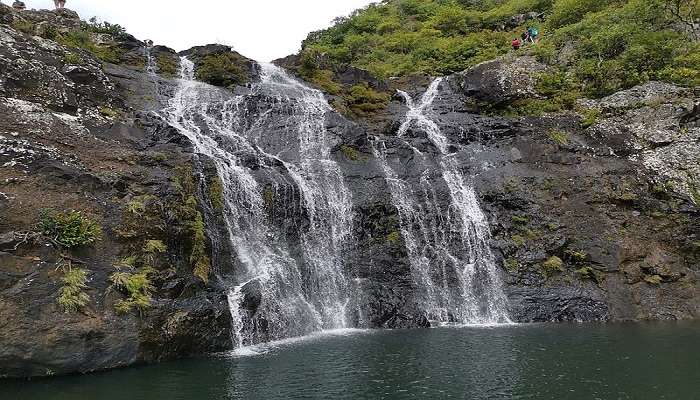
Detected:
left=375, top=78, right=511, bottom=324
left=164, top=58, right=353, bottom=346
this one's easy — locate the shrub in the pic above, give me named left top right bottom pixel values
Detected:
left=82, top=17, right=128, bottom=40
left=40, top=209, right=102, bottom=248
left=340, top=144, right=363, bottom=161
left=579, top=107, right=601, bottom=128
left=143, top=239, right=167, bottom=254
left=157, top=53, right=179, bottom=78
left=195, top=52, right=248, bottom=87
left=548, top=130, right=569, bottom=145
left=295, top=0, right=699, bottom=100
left=57, top=268, right=90, bottom=313
left=99, top=106, right=119, bottom=118
left=111, top=270, right=154, bottom=314
left=190, top=213, right=211, bottom=284
left=64, top=52, right=83, bottom=65
left=11, top=19, right=34, bottom=35
left=511, top=234, right=526, bottom=247
left=173, top=165, right=212, bottom=283
left=345, top=83, right=390, bottom=115
left=505, top=257, right=520, bottom=272
left=541, top=256, right=564, bottom=276
left=386, top=230, right=402, bottom=245
left=566, top=249, right=588, bottom=263
left=575, top=266, right=605, bottom=284
left=56, top=30, right=124, bottom=63
left=511, top=215, right=529, bottom=225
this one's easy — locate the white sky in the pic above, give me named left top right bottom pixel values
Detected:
left=24, top=0, right=376, bottom=61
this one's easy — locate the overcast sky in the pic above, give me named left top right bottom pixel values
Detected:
left=23, top=0, right=376, bottom=61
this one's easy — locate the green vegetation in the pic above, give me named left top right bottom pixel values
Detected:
left=263, top=185, right=275, bottom=209
left=345, top=83, right=391, bottom=116
left=99, top=106, right=119, bottom=119
left=157, top=53, right=179, bottom=78
left=56, top=29, right=124, bottom=63
left=195, top=52, right=249, bottom=87
left=143, top=239, right=167, bottom=255
left=565, top=249, right=588, bottom=263
left=579, top=108, right=601, bottom=128
left=511, top=215, right=530, bottom=225
left=111, top=269, right=154, bottom=314
left=208, top=176, right=225, bottom=213
left=541, top=255, right=564, bottom=276
left=644, top=274, right=663, bottom=285
left=575, top=266, right=605, bottom=284
left=64, top=52, right=84, bottom=65
left=57, top=268, right=90, bottom=313
left=296, top=0, right=699, bottom=112
left=386, top=230, right=402, bottom=245
left=173, top=166, right=211, bottom=283
left=511, top=234, right=526, bottom=247
left=505, top=257, right=521, bottom=272
left=340, top=144, right=365, bottom=161
left=82, top=17, right=128, bottom=40
left=548, top=130, right=569, bottom=145
left=39, top=209, right=102, bottom=249
left=11, top=19, right=34, bottom=35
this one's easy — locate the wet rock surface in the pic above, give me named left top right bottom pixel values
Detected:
left=0, top=5, right=230, bottom=378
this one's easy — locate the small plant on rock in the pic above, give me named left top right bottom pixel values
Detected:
left=548, top=130, right=569, bottom=146
left=57, top=268, right=90, bottom=313
left=111, top=269, right=154, bottom=315
left=541, top=256, right=564, bottom=277
left=39, top=209, right=102, bottom=249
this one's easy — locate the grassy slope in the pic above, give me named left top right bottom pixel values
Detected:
left=296, top=0, right=699, bottom=106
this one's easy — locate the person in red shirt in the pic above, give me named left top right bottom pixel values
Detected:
left=511, top=38, right=521, bottom=50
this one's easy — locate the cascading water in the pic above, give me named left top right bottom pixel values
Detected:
left=374, top=78, right=511, bottom=325
left=144, top=46, right=157, bottom=75
left=164, top=58, right=354, bottom=347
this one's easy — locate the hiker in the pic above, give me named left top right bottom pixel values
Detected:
left=521, top=31, right=530, bottom=44
left=54, top=0, right=66, bottom=9
left=12, top=1, right=26, bottom=10
left=528, top=26, right=539, bottom=43
left=145, top=39, right=154, bottom=48
left=511, top=37, right=521, bottom=51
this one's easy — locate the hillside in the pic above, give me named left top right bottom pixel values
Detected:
left=285, top=0, right=699, bottom=116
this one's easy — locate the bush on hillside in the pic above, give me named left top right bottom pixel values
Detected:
left=195, top=52, right=249, bottom=87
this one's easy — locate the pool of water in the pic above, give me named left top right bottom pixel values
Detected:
left=2, top=322, right=699, bottom=399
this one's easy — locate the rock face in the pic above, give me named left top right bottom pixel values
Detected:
left=0, top=5, right=231, bottom=378
left=0, top=6, right=698, bottom=378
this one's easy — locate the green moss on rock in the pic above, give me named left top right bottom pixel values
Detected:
left=195, top=52, right=249, bottom=87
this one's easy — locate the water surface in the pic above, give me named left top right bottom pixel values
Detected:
left=3, top=322, right=699, bottom=399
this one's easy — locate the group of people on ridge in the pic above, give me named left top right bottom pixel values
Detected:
left=511, top=26, right=539, bottom=50
left=10, top=0, right=66, bottom=11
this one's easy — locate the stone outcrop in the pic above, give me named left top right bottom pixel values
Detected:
left=0, top=4, right=231, bottom=378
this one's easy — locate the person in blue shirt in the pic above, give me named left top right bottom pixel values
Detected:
left=527, top=26, right=539, bottom=42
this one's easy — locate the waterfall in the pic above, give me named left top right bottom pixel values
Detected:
left=144, top=46, right=157, bottom=75
left=375, top=78, right=511, bottom=325
left=163, top=58, right=353, bottom=347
